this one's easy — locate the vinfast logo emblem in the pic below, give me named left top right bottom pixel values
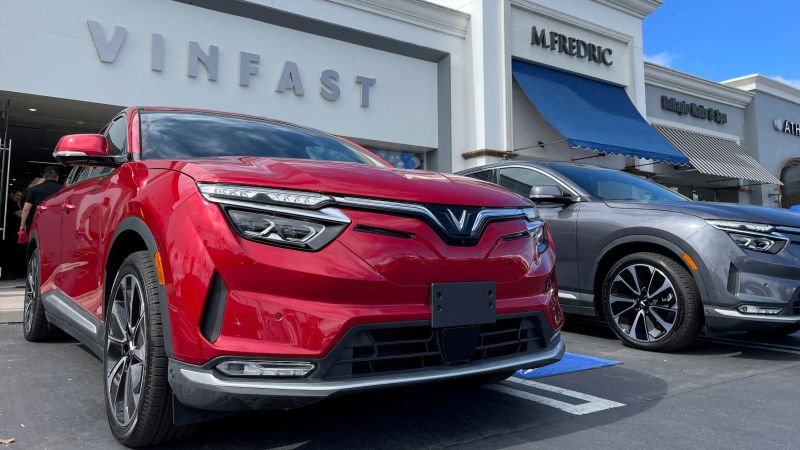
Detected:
left=446, top=208, right=469, bottom=232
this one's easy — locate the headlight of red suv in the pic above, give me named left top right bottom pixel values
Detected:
left=198, top=183, right=351, bottom=251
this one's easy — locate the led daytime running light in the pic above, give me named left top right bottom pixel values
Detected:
left=199, top=183, right=332, bottom=208
left=707, top=220, right=775, bottom=234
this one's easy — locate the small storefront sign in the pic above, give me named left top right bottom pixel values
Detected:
left=774, top=118, right=800, bottom=137
left=660, top=96, right=727, bottom=124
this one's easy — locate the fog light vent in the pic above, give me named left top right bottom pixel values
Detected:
left=216, top=360, right=315, bottom=377
left=737, top=305, right=783, bottom=315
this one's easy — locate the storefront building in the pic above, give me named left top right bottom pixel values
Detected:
left=0, top=0, right=795, bottom=209
left=643, top=63, right=780, bottom=204
left=721, top=75, right=800, bottom=207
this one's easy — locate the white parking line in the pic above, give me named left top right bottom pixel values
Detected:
left=483, top=378, right=625, bottom=415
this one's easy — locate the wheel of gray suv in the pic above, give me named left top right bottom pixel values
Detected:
left=103, top=251, right=193, bottom=447
left=23, top=248, right=60, bottom=342
left=601, top=252, right=702, bottom=351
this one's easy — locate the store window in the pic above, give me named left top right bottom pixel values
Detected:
left=369, top=148, right=424, bottom=170
left=780, top=161, right=800, bottom=208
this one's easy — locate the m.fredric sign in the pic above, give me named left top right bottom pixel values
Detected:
left=530, top=26, right=613, bottom=66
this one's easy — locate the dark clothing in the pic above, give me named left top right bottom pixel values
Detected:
left=4, top=198, right=20, bottom=239
left=25, top=180, right=61, bottom=231
left=2, top=199, right=23, bottom=278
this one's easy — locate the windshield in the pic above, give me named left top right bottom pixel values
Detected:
left=550, top=164, right=688, bottom=202
left=139, top=111, right=386, bottom=166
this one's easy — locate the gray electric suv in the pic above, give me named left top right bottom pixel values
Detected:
left=459, top=161, right=800, bottom=351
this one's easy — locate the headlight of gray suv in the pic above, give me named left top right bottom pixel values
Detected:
left=707, top=220, right=788, bottom=254
left=198, top=183, right=351, bottom=251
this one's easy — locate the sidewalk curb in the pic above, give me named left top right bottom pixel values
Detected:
left=0, top=309, right=23, bottom=323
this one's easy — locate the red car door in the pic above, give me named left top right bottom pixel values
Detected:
left=34, top=187, right=69, bottom=294
left=57, top=115, right=129, bottom=319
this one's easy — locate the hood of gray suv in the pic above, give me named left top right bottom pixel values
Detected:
left=606, top=201, right=800, bottom=228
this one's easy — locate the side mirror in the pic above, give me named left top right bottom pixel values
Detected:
left=529, top=185, right=574, bottom=204
left=53, top=134, right=125, bottom=166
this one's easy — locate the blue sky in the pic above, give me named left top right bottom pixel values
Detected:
left=643, top=0, right=800, bottom=88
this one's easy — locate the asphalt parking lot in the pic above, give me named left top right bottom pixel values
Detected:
left=2, top=319, right=799, bottom=450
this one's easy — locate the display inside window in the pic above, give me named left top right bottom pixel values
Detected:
left=369, top=149, right=423, bottom=170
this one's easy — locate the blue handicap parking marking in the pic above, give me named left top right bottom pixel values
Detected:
left=514, top=352, right=620, bottom=380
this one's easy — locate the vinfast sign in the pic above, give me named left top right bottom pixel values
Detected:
left=661, top=96, right=728, bottom=125
left=86, top=20, right=377, bottom=107
left=530, top=26, right=613, bottom=66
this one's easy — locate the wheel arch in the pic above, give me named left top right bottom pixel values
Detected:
left=105, top=216, right=174, bottom=357
left=590, top=235, right=710, bottom=316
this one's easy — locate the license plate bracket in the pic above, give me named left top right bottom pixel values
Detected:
left=430, top=281, right=496, bottom=328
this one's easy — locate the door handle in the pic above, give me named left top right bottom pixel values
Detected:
left=63, top=203, right=77, bottom=213
left=36, top=204, right=48, bottom=212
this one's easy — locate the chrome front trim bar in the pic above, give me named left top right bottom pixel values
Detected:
left=333, top=196, right=446, bottom=229
left=169, top=334, right=564, bottom=407
left=709, top=308, right=800, bottom=323
left=334, top=196, right=532, bottom=235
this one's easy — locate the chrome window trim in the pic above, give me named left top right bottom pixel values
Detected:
left=494, top=164, right=582, bottom=198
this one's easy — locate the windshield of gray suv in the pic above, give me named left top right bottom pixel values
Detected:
left=550, top=164, right=688, bottom=202
left=139, top=111, right=387, bottom=166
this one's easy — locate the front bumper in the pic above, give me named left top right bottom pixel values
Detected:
left=704, top=306, right=800, bottom=332
left=168, top=331, right=564, bottom=411
left=687, top=225, right=800, bottom=332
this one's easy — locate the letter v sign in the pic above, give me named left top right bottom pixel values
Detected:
left=87, top=20, right=127, bottom=63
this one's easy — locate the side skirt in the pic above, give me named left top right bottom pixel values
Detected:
left=559, top=290, right=597, bottom=317
left=41, top=290, right=104, bottom=358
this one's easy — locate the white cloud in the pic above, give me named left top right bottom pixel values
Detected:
left=768, top=76, right=800, bottom=90
left=644, top=51, right=677, bottom=68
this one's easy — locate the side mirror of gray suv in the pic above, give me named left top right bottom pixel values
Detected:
left=529, top=185, right=573, bottom=204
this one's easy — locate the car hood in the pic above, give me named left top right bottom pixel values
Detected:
left=606, top=200, right=800, bottom=227
left=153, top=157, right=529, bottom=207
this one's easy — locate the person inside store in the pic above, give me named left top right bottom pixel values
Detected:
left=19, top=166, right=62, bottom=238
left=2, top=189, right=23, bottom=279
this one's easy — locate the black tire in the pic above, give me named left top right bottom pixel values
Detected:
left=103, top=251, right=194, bottom=447
left=23, top=247, right=60, bottom=341
left=600, top=252, right=702, bottom=352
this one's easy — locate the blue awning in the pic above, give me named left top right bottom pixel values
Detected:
left=512, top=60, right=689, bottom=165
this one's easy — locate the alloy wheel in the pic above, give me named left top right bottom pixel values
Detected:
left=608, top=263, right=679, bottom=343
left=105, top=274, right=148, bottom=428
left=23, top=254, right=38, bottom=334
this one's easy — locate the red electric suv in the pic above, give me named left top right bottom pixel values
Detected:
left=23, top=107, right=564, bottom=447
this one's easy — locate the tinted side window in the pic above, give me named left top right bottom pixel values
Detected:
left=465, top=170, right=495, bottom=182
left=105, top=117, right=127, bottom=156
left=66, top=167, right=84, bottom=186
left=498, top=167, right=560, bottom=197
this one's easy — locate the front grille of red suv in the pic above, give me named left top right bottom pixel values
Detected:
left=321, top=317, right=544, bottom=380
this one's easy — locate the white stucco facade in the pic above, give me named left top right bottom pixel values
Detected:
left=0, top=0, right=662, bottom=174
